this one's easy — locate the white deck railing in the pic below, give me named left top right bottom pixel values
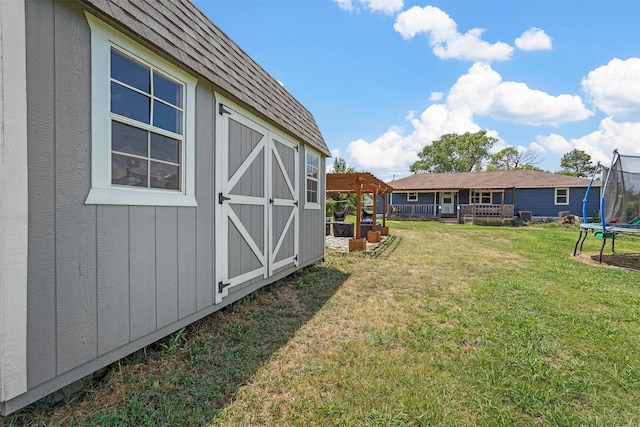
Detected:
left=390, top=204, right=437, bottom=217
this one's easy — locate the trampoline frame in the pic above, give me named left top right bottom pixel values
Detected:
left=574, top=150, right=640, bottom=262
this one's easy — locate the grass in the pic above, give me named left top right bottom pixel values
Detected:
left=3, top=221, right=640, bottom=426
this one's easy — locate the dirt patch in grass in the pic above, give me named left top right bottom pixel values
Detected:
left=573, top=252, right=640, bottom=272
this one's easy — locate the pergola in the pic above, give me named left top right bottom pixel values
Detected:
left=326, top=172, right=394, bottom=239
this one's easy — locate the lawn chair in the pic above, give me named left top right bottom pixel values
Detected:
left=332, top=205, right=348, bottom=222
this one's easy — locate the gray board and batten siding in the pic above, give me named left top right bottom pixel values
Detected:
left=1, top=0, right=327, bottom=414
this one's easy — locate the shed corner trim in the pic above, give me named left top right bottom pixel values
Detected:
left=0, top=0, right=29, bottom=402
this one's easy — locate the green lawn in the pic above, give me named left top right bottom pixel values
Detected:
left=5, top=222, right=640, bottom=426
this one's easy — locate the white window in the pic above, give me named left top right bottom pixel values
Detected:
left=555, top=188, right=569, bottom=205
left=407, top=192, right=418, bottom=201
left=305, top=148, right=320, bottom=209
left=472, top=191, right=492, bottom=204
left=84, top=13, right=197, bottom=206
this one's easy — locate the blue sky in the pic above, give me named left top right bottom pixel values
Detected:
left=193, top=0, right=640, bottom=181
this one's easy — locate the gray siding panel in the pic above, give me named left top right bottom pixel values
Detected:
left=25, top=0, right=57, bottom=388
left=129, top=207, right=157, bottom=341
left=54, top=2, right=98, bottom=375
left=156, top=207, right=179, bottom=329
left=195, top=84, right=214, bottom=310
left=178, top=207, right=197, bottom=318
left=97, top=206, right=130, bottom=356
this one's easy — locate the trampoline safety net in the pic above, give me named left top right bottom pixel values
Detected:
left=602, top=153, right=640, bottom=227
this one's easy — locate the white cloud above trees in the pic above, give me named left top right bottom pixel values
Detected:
left=581, top=57, right=640, bottom=121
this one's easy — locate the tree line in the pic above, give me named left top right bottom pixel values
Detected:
left=408, top=130, right=596, bottom=177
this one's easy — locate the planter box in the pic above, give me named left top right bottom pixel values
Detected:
left=349, top=238, right=367, bottom=252
left=367, top=230, right=381, bottom=243
left=379, top=226, right=389, bottom=236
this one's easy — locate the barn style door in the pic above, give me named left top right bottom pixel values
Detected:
left=216, top=101, right=299, bottom=300
left=268, top=136, right=299, bottom=275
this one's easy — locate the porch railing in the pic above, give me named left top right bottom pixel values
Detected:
left=459, top=204, right=514, bottom=218
left=390, top=204, right=437, bottom=217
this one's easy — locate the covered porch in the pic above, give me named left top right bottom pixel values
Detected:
left=389, top=186, right=516, bottom=224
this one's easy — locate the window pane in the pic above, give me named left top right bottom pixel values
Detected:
left=153, top=100, right=182, bottom=134
left=111, top=82, right=150, bottom=123
left=153, top=72, right=182, bottom=107
left=150, top=161, right=180, bottom=190
left=112, top=153, right=148, bottom=187
left=111, top=49, right=149, bottom=93
left=111, top=49, right=151, bottom=93
left=112, top=121, right=148, bottom=157
left=150, top=133, right=179, bottom=163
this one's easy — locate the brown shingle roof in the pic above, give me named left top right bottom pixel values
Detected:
left=81, top=0, right=329, bottom=156
left=388, top=170, right=599, bottom=191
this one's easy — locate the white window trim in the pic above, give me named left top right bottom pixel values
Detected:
left=472, top=190, right=493, bottom=204
left=407, top=192, right=418, bottom=201
left=555, top=187, right=569, bottom=205
left=304, top=147, right=321, bottom=210
left=0, top=0, right=28, bottom=400
left=84, top=13, right=197, bottom=206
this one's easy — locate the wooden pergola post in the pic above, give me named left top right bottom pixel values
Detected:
left=355, top=182, right=362, bottom=239
left=372, top=189, right=378, bottom=231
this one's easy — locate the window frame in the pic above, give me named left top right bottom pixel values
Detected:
left=407, top=192, right=418, bottom=201
left=84, top=13, right=197, bottom=206
left=555, top=188, right=569, bottom=205
left=471, top=191, right=492, bottom=204
left=304, top=147, right=321, bottom=209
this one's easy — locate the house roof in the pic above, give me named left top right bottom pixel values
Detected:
left=81, top=0, right=330, bottom=157
left=388, top=170, right=599, bottom=191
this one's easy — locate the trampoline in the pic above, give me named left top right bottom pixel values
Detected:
left=574, top=150, right=640, bottom=262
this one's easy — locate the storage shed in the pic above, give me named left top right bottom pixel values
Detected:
left=0, top=0, right=329, bottom=414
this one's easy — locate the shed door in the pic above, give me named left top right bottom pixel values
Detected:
left=269, top=137, right=299, bottom=275
left=217, top=108, right=269, bottom=299
left=216, top=104, right=299, bottom=300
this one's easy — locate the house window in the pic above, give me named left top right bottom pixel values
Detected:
left=472, top=191, right=492, bottom=204
left=84, top=13, right=197, bottom=206
left=555, top=188, right=569, bottom=205
left=305, top=148, right=320, bottom=208
left=407, top=192, right=418, bottom=201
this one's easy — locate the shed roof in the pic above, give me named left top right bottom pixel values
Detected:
left=326, top=173, right=394, bottom=195
left=81, top=0, right=329, bottom=157
left=388, top=170, right=599, bottom=191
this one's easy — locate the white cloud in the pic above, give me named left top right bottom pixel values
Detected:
left=515, top=28, right=552, bottom=51
left=581, top=57, right=640, bottom=121
left=448, top=62, right=592, bottom=126
left=529, top=118, right=640, bottom=166
left=429, top=91, right=444, bottom=101
left=333, top=0, right=403, bottom=15
left=394, top=6, right=513, bottom=62
left=532, top=133, right=573, bottom=154
left=345, top=63, right=598, bottom=177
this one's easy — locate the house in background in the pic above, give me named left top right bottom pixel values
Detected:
left=0, top=0, right=329, bottom=414
left=387, top=170, right=600, bottom=224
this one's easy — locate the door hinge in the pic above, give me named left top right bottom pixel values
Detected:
left=269, top=198, right=274, bottom=204
left=218, top=103, right=231, bottom=116
left=294, top=145, right=299, bottom=152
left=293, top=255, right=298, bottom=262
left=218, top=281, right=231, bottom=293
left=294, top=200, right=299, bottom=207
left=218, top=193, right=231, bottom=204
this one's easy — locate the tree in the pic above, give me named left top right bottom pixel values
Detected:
left=559, top=149, right=596, bottom=177
left=487, top=147, right=542, bottom=171
left=332, top=157, right=355, bottom=174
left=327, top=157, right=356, bottom=216
left=410, top=130, right=497, bottom=174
